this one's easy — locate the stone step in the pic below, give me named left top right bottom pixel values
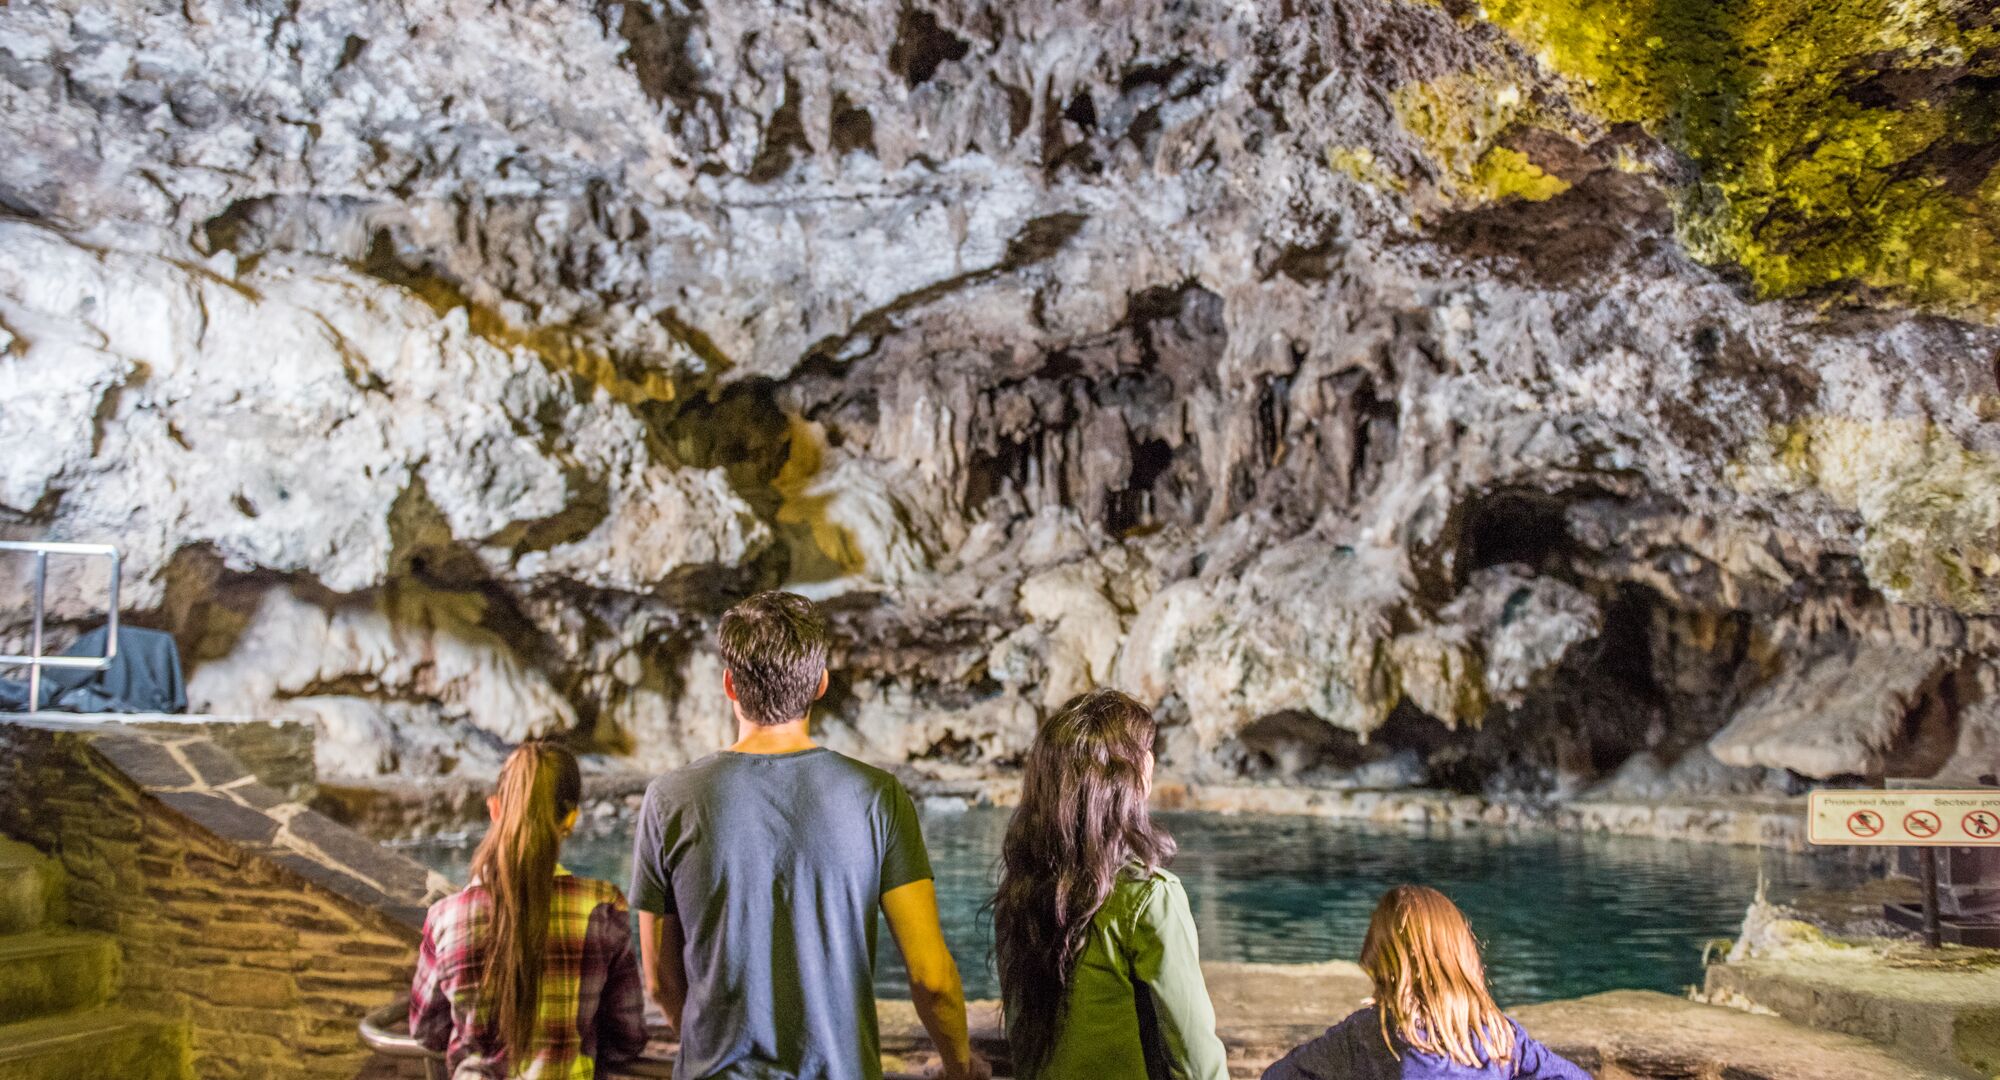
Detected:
left=1707, top=949, right=2000, bottom=1077
left=0, top=1008, right=188, bottom=1080
left=0, top=933, right=118, bottom=1026
left=1516, top=990, right=1985, bottom=1080
left=0, top=840, right=51, bottom=935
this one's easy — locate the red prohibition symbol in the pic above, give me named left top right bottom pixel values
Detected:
left=1903, top=811, right=1941, bottom=838
left=1965, top=810, right=2000, bottom=840
left=1847, top=810, right=1886, bottom=838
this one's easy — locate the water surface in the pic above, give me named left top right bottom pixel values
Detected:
left=404, top=807, right=1870, bottom=1005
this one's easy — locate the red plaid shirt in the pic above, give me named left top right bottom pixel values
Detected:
left=412, top=869, right=648, bottom=1079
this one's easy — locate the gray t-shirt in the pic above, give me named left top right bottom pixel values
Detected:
left=630, top=747, right=934, bottom=1080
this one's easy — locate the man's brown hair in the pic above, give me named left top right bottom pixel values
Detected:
left=718, top=590, right=830, bottom=726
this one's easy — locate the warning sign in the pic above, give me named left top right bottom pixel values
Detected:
left=1809, top=789, right=2000, bottom=846
left=1903, top=810, right=1941, bottom=838
left=1967, top=810, right=2000, bottom=840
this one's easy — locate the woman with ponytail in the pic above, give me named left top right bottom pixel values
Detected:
left=991, top=689, right=1227, bottom=1080
left=411, top=740, right=647, bottom=1078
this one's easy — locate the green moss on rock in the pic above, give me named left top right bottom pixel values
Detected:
left=1463, top=0, right=2000, bottom=316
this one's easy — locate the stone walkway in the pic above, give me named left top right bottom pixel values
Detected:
left=876, top=961, right=1980, bottom=1078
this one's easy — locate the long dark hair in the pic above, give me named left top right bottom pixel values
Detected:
left=467, top=739, right=582, bottom=1072
left=992, top=689, right=1177, bottom=1076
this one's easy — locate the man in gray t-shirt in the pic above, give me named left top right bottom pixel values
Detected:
left=630, top=591, right=987, bottom=1080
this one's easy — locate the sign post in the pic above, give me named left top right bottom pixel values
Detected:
left=1808, top=789, right=2000, bottom=949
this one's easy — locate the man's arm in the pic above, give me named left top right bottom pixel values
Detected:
left=881, top=880, right=987, bottom=1080
left=637, top=910, right=688, bottom=1036
left=629, top=781, right=685, bottom=1035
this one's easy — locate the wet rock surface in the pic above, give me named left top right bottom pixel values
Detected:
left=3, top=1, right=1999, bottom=802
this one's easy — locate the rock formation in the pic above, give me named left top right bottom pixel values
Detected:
left=2, top=0, right=1997, bottom=801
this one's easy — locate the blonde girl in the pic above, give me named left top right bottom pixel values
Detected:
left=411, top=740, right=648, bottom=1078
left=1262, top=885, right=1588, bottom=1080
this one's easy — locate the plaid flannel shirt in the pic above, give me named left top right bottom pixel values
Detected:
left=412, top=869, right=649, bottom=1079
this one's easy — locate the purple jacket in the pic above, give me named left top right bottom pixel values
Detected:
left=1261, top=1006, right=1592, bottom=1080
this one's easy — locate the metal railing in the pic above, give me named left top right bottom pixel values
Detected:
left=0, top=540, right=121, bottom=712
left=360, top=995, right=957, bottom=1078
left=361, top=997, right=676, bottom=1078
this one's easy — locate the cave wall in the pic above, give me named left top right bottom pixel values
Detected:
left=2, top=0, right=1998, bottom=798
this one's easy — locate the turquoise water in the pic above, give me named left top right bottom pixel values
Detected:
left=403, top=807, right=1870, bottom=1005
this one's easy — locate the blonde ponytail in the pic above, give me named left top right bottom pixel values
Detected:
left=467, top=740, right=582, bottom=1073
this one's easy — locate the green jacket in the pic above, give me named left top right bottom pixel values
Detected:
left=1011, top=869, right=1229, bottom=1080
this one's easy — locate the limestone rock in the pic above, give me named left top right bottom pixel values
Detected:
left=186, top=585, right=576, bottom=780
left=1709, top=644, right=1949, bottom=779
left=0, top=221, right=766, bottom=612
left=4, top=0, right=2000, bottom=803
left=595, top=650, right=739, bottom=775
left=1016, top=561, right=1126, bottom=709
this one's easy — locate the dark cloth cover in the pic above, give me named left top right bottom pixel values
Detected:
left=9, top=626, right=189, bottom=713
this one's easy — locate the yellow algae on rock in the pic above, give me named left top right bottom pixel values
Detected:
left=1391, top=73, right=1574, bottom=207
left=1469, top=146, right=1571, bottom=203
left=1733, top=418, right=2000, bottom=612
left=1456, top=0, right=2000, bottom=317
left=1323, top=145, right=1409, bottom=193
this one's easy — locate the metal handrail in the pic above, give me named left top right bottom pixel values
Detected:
left=360, top=998, right=446, bottom=1080
left=361, top=995, right=943, bottom=1078
left=361, top=997, right=677, bottom=1078
left=0, top=540, right=121, bottom=712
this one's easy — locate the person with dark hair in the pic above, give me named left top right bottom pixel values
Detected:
left=992, top=688, right=1227, bottom=1080
left=411, top=739, right=647, bottom=1078
left=1261, top=886, right=1588, bottom=1080
left=630, top=590, right=988, bottom=1080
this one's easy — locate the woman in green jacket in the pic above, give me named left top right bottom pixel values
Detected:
left=992, top=689, right=1229, bottom=1080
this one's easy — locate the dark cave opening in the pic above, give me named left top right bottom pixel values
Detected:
left=598, top=0, right=709, bottom=110
left=1232, top=709, right=1359, bottom=779
left=746, top=75, right=811, bottom=183
left=829, top=92, right=877, bottom=157
left=1882, top=661, right=1967, bottom=780
left=1219, top=580, right=1802, bottom=800
left=963, top=433, right=1037, bottom=513
left=888, top=6, right=970, bottom=88
left=1347, top=374, right=1398, bottom=501
left=1456, top=487, right=1576, bottom=585
left=1427, top=581, right=1675, bottom=796
left=652, top=379, right=792, bottom=521
left=1105, top=437, right=1176, bottom=536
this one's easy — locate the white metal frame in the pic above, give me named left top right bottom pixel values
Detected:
left=0, top=541, right=121, bottom=712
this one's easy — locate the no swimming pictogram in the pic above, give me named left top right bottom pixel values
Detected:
left=1902, top=810, right=1941, bottom=838
left=1846, top=810, right=1885, bottom=838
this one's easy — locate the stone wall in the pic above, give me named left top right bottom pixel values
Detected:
left=0, top=718, right=447, bottom=1080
